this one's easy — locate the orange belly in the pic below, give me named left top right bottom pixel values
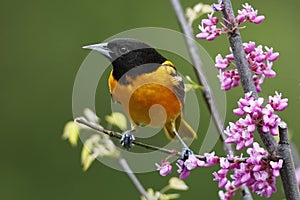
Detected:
left=108, top=65, right=182, bottom=127
left=128, top=83, right=181, bottom=127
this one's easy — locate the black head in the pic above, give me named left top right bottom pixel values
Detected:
left=83, top=38, right=166, bottom=81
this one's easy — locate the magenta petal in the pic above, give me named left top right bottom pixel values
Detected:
left=268, top=52, right=279, bottom=61
left=253, top=15, right=265, bottom=24
left=179, top=168, right=190, bottom=179
left=196, top=32, right=209, bottom=39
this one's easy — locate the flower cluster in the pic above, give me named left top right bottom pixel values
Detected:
left=156, top=152, right=219, bottom=179
left=236, top=3, right=265, bottom=24
left=214, top=143, right=283, bottom=199
left=197, top=3, right=264, bottom=41
left=225, top=91, right=288, bottom=150
left=196, top=13, right=222, bottom=41
left=156, top=144, right=284, bottom=199
left=215, top=41, right=279, bottom=91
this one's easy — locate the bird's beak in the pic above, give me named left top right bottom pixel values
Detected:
left=82, top=42, right=112, bottom=59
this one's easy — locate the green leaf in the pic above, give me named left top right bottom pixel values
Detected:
left=186, top=3, right=213, bottom=25
left=62, top=121, right=80, bottom=146
left=168, top=177, right=189, bottom=191
left=159, top=193, right=180, bottom=200
left=81, top=147, right=95, bottom=171
left=106, top=112, right=127, bottom=130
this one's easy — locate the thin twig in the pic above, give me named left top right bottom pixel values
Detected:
left=220, top=0, right=300, bottom=199
left=119, top=158, right=150, bottom=200
left=75, top=117, right=259, bottom=163
left=277, top=122, right=300, bottom=200
left=170, top=0, right=234, bottom=157
left=75, top=117, right=182, bottom=156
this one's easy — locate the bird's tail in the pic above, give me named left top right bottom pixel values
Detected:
left=163, top=116, right=197, bottom=140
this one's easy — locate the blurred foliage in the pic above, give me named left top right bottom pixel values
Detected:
left=141, top=177, right=189, bottom=200
left=1, top=0, right=300, bottom=199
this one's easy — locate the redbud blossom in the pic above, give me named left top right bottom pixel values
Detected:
left=197, top=13, right=222, bottom=41
left=215, top=143, right=283, bottom=199
left=217, top=69, right=240, bottom=91
left=156, top=161, right=172, bottom=176
left=268, top=91, right=288, bottom=111
left=237, top=3, right=265, bottom=24
left=212, top=0, right=223, bottom=11
left=177, top=159, right=190, bottom=179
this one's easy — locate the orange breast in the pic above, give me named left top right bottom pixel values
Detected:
left=108, top=64, right=182, bottom=127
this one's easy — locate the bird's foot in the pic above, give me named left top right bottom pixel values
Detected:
left=120, top=130, right=135, bottom=149
left=181, top=148, right=193, bottom=160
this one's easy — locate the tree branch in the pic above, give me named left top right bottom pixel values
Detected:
left=221, top=0, right=300, bottom=199
left=221, top=0, right=278, bottom=155
left=119, top=158, right=150, bottom=200
left=170, top=0, right=234, bottom=157
left=75, top=117, right=182, bottom=157
left=277, top=122, right=300, bottom=200
left=75, top=117, right=261, bottom=164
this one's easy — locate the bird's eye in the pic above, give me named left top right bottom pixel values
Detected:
left=119, top=47, right=128, bottom=54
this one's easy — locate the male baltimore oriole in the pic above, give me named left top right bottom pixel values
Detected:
left=83, top=38, right=197, bottom=148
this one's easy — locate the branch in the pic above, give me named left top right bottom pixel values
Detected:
left=277, top=122, right=300, bottom=200
left=75, top=117, right=182, bottom=156
left=221, top=0, right=278, bottom=155
left=170, top=0, right=234, bottom=157
left=75, top=117, right=261, bottom=164
left=220, top=0, right=300, bottom=199
left=119, top=158, right=150, bottom=200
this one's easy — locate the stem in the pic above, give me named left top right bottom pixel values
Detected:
left=221, top=0, right=299, bottom=199
left=159, top=185, right=171, bottom=194
left=75, top=117, right=257, bottom=163
left=170, top=1, right=253, bottom=199
left=277, top=122, right=300, bottom=200
left=170, top=0, right=234, bottom=157
left=119, top=158, right=150, bottom=200
left=220, top=0, right=278, bottom=155
left=75, top=117, right=181, bottom=156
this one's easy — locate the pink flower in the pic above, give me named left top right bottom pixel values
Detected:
left=244, top=41, right=256, bottom=53
left=233, top=163, right=251, bottom=187
left=197, top=13, right=222, bottom=41
left=218, top=69, right=240, bottom=90
left=262, top=104, right=280, bottom=135
left=204, top=152, right=219, bottom=166
left=225, top=115, right=255, bottom=150
left=212, top=0, right=223, bottom=11
left=295, top=167, right=300, bottom=186
left=176, top=159, right=190, bottom=179
left=213, top=168, right=229, bottom=188
left=253, top=74, right=264, bottom=92
left=202, top=13, right=219, bottom=26
left=265, top=46, right=279, bottom=62
left=268, top=91, right=288, bottom=111
left=184, top=155, right=202, bottom=170
left=218, top=182, right=236, bottom=200
left=270, top=159, right=283, bottom=177
left=237, top=3, right=265, bottom=24
left=156, top=161, right=172, bottom=176
left=246, top=142, right=268, bottom=166
left=215, top=54, right=230, bottom=70
left=233, top=92, right=264, bottom=119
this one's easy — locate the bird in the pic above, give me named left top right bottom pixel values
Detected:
left=83, top=38, right=197, bottom=150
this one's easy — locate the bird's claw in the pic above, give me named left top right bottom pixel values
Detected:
left=120, top=130, right=135, bottom=149
left=181, top=148, right=193, bottom=160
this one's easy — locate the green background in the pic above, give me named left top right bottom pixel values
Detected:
left=1, top=0, right=300, bottom=199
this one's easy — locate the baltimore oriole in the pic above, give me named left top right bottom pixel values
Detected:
left=83, top=38, right=197, bottom=149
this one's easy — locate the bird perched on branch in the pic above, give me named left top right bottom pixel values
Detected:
left=83, top=38, right=197, bottom=150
